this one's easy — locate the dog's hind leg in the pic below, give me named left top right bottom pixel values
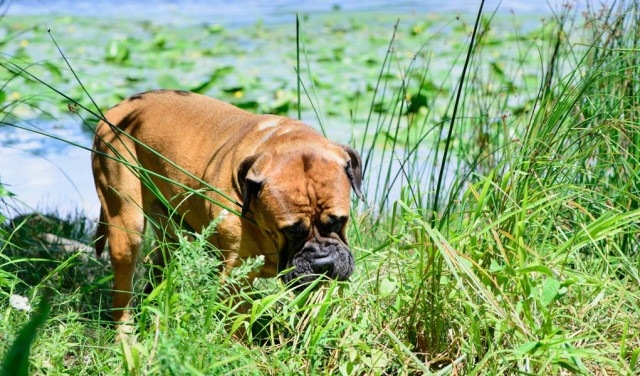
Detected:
left=101, top=195, right=146, bottom=335
left=93, top=151, right=146, bottom=336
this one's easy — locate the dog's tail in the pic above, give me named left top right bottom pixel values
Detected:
left=94, top=208, right=108, bottom=257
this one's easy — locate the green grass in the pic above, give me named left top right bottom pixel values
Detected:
left=1, top=2, right=640, bottom=374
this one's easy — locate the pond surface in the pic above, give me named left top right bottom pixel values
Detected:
left=0, top=0, right=608, bottom=219
left=6, top=1, right=573, bottom=21
left=0, top=119, right=97, bottom=217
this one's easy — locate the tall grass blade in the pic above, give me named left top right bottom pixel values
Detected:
left=432, top=0, right=485, bottom=221
left=1, top=298, right=50, bottom=376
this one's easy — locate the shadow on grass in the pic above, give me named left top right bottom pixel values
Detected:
left=2, top=211, right=112, bottom=323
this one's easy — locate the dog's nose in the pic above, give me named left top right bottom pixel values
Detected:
left=311, top=253, right=336, bottom=274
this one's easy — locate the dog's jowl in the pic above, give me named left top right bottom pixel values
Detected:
left=92, top=90, right=364, bottom=330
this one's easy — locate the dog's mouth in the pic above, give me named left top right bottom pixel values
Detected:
left=279, top=237, right=354, bottom=292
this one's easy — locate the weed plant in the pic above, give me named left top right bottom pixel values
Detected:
left=0, top=1, right=639, bottom=374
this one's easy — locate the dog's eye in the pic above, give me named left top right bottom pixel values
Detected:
left=282, top=222, right=309, bottom=239
left=323, top=215, right=347, bottom=234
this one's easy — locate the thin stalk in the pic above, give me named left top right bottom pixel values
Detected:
left=431, top=0, right=485, bottom=223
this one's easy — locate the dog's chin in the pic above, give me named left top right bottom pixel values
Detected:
left=280, top=245, right=354, bottom=292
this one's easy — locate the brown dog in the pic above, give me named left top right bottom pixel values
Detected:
left=92, top=89, right=363, bottom=328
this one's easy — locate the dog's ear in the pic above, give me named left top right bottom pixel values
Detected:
left=237, top=153, right=272, bottom=216
left=339, top=145, right=365, bottom=202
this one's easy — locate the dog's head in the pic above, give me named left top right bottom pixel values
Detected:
left=237, top=143, right=363, bottom=291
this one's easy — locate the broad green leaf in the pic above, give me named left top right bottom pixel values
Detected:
left=540, top=277, right=560, bottom=307
left=105, top=39, right=130, bottom=64
left=378, top=275, right=397, bottom=295
left=157, top=74, right=181, bottom=90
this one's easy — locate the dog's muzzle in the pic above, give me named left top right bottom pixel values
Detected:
left=281, top=237, right=354, bottom=291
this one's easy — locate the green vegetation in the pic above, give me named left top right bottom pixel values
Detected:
left=1, top=2, right=639, bottom=374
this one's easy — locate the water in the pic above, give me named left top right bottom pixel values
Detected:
left=0, top=0, right=610, bottom=219
left=5, top=1, right=578, bottom=23
left=0, top=120, right=97, bottom=217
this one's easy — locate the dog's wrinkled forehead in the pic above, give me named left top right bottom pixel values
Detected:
left=260, top=152, right=351, bottom=225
